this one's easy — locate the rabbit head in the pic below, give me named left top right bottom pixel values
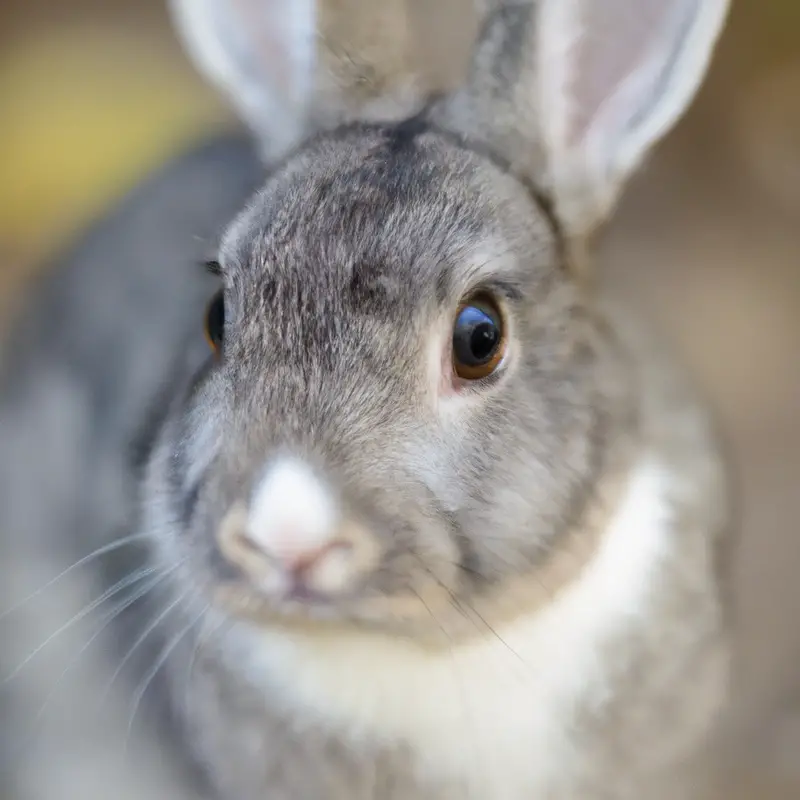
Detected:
left=152, top=0, right=730, bottom=644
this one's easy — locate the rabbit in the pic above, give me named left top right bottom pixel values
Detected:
left=0, top=0, right=735, bottom=798
left=0, top=4, right=461, bottom=798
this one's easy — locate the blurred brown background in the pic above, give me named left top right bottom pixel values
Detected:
left=1, top=1, right=798, bottom=797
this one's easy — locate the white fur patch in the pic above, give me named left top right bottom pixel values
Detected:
left=247, top=458, right=338, bottom=561
left=241, top=458, right=674, bottom=795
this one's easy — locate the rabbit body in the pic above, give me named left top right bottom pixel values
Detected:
left=141, top=124, right=728, bottom=800
left=2, top=1, right=734, bottom=799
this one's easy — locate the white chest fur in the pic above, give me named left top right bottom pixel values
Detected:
left=239, top=459, right=674, bottom=796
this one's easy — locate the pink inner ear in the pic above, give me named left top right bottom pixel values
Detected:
left=229, top=0, right=317, bottom=111
left=231, top=0, right=293, bottom=100
left=565, top=0, right=680, bottom=147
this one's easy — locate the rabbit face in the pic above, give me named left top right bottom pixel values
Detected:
left=159, top=0, right=732, bottom=645
left=159, top=0, right=733, bottom=635
left=154, top=121, right=629, bottom=643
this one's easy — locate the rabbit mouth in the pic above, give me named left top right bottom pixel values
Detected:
left=206, top=562, right=489, bottom=646
left=211, top=577, right=403, bottom=634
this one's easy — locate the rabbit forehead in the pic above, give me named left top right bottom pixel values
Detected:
left=221, top=122, right=559, bottom=307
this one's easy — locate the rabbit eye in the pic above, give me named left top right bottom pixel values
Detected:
left=204, top=290, right=225, bottom=354
left=452, top=294, right=506, bottom=380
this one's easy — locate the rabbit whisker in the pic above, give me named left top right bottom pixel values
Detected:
left=12, top=567, right=175, bottom=764
left=0, top=530, right=156, bottom=623
left=1, top=564, right=160, bottom=686
left=182, top=613, right=231, bottom=712
left=124, top=599, right=209, bottom=752
left=97, top=573, right=193, bottom=711
left=415, top=555, right=531, bottom=675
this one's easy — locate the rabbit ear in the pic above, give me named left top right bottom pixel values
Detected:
left=440, top=0, right=730, bottom=237
left=169, top=0, right=318, bottom=160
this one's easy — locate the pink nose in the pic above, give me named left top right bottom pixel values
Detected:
left=269, top=540, right=352, bottom=600
left=217, top=458, right=365, bottom=597
left=278, top=539, right=350, bottom=578
left=217, top=506, right=356, bottom=597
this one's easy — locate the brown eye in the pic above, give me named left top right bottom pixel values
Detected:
left=204, top=289, right=225, bottom=354
left=452, top=294, right=506, bottom=380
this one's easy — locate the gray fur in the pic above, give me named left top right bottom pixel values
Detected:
left=0, top=136, right=263, bottom=800
left=140, top=121, right=728, bottom=799
left=1, top=1, right=732, bottom=798
left=160, top=122, right=622, bottom=607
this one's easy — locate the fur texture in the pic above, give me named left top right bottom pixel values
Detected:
left=1, top=1, right=733, bottom=798
left=138, top=120, right=728, bottom=800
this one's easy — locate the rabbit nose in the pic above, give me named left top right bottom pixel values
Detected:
left=247, top=457, right=340, bottom=562
left=217, top=458, right=362, bottom=596
left=280, top=540, right=351, bottom=577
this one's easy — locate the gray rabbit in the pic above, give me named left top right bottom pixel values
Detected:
left=0, top=0, right=734, bottom=798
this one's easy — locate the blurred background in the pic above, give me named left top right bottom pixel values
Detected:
left=0, top=0, right=798, bottom=797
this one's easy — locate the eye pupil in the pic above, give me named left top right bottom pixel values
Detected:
left=452, top=296, right=506, bottom=381
left=204, top=290, right=225, bottom=353
left=470, top=322, right=499, bottom=362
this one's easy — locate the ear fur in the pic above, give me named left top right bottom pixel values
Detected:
left=169, top=0, right=436, bottom=162
left=169, top=0, right=318, bottom=161
left=438, top=0, right=731, bottom=238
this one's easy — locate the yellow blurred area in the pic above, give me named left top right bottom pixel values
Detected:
left=0, top=24, right=229, bottom=256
